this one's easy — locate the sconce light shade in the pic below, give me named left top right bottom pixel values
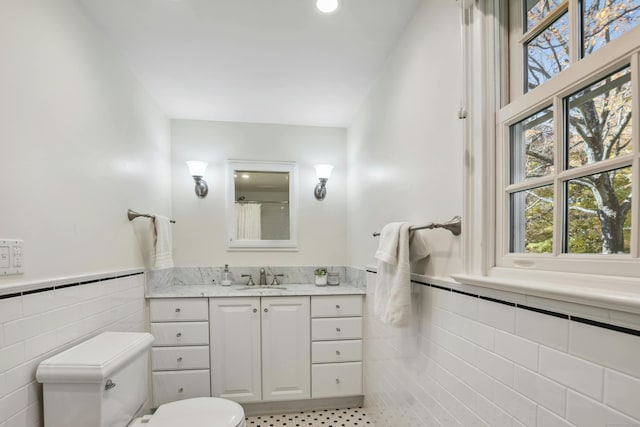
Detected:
left=186, top=161, right=209, bottom=198
left=313, top=164, right=333, bottom=201
left=314, top=164, right=334, bottom=180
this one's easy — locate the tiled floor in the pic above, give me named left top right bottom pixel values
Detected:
left=245, top=407, right=373, bottom=426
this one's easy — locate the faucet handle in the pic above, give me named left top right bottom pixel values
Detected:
left=241, top=274, right=255, bottom=286
left=270, top=274, right=284, bottom=286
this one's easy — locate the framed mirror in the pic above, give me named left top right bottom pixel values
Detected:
left=225, top=160, right=298, bottom=250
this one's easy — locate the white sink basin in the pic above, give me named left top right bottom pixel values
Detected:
left=238, top=286, right=288, bottom=291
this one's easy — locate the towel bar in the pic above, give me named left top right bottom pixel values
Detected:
left=373, top=216, right=461, bottom=237
left=127, top=209, right=176, bottom=224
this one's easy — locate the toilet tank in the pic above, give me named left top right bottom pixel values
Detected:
left=36, top=332, right=155, bottom=427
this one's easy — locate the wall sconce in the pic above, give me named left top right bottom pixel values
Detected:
left=186, top=161, right=209, bottom=198
left=313, top=164, right=333, bottom=201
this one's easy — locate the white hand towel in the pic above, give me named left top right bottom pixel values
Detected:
left=374, top=223, right=430, bottom=327
left=152, top=215, right=174, bottom=270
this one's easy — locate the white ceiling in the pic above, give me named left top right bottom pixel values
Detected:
left=79, top=0, right=422, bottom=127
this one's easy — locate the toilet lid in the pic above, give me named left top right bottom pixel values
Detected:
left=149, top=397, right=245, bottom=427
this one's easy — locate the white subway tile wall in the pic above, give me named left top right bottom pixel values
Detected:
left=363, top=273, right=640, bottom=427
left=0, top=273, right=146, bottom=427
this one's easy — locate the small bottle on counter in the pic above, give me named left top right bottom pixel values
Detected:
left=222, top=264, right=232, bottom=286
left=327, top=272, right=340, bottom=286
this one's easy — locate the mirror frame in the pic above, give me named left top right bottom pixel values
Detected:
left=225, top=160, right=298, bottom=250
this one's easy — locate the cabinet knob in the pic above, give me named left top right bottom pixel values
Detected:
left=336, top=305, right=341, bottom=309
left=178, top=387, right=184, bottom=393
left=335, top=378, right=341, bottom=384
left=264, top=308, right=268, bottom=313
left=176, top=332, right=182, bottom=338
left=336, top=350, right=341, bottom=355
left=253, top=308, right=258, bottom=313
left=336, top=327, right=341, bottom=332
left=175, top=308, right=181, bottom=313
left=177, top=357, right=183, bottom=362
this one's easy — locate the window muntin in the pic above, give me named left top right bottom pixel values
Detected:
left=525, top=12, right=570, bottom=91
left=566, top=67, right=633, bottom=169
left=583, top=0, right=640, bottom=56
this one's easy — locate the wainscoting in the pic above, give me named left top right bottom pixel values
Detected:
left=0, top=272, right=146, bottom=426
left=363, top=272, right=640, bottom=427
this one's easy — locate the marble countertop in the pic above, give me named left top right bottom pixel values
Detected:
left=146, top=283, right=366, bottom=298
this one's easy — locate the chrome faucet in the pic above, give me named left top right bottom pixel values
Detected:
left=259, top=268, right=267, bottom=286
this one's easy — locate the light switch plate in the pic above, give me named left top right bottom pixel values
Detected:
left=0, top=239, right=24, bottom=276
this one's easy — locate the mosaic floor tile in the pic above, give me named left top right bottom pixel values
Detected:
left=245, top=407, right=373, bottom=426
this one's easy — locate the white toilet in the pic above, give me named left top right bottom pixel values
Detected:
left=36, top=331, right=246, bottom=427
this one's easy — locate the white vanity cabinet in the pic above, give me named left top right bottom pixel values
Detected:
left=310, top=295, right=363, bottom=398
left=149, top=298, right=211, bottom=407
left=210, top=296, right=311, bottom=403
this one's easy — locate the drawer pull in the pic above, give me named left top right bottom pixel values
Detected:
left=336, top=304, right=341, bottom=309
left=178, top=387, right=184, bottom=393
left=175, top=308, right=181, bottom=313
left=253, top=308, right=258, bottom=313
left=336, top=350, right=341, bottom=355
left=336, top=327, right=341, bottom=332
left=105, top=379, right=116, bottom=391
left=335, top=378, right=340, bottom=384
left=177, top=357, right=183, bottom=362
left=176, top=332, right=182, bottom=338
left=264, top=308, right=269, bottom=313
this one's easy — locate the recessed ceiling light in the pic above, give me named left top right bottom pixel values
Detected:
left=242, top=174, right=250, bottom=179
left=316, top=0, right=339, bottom=14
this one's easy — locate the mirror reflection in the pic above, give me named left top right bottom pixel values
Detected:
left=234, top=171, right=290, bottom=240
left=226, top=160, right=298, bottom=250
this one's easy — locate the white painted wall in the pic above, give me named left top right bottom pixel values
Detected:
left=170, top=120, right=347, bottom=266
left=0, top=0, right=172, bottom=287
left=346, top=0, right=464, bottom=279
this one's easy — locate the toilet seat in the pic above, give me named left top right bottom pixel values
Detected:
left=145, top=397, right=245, bottom=427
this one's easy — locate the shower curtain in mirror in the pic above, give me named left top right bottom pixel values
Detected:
left=235, top=203, right=261, bottom=240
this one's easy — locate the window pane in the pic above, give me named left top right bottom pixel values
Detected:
left=566, top=67, right=632, bottom=169
left=510, top=185, right=554, bottom=253
left=566, top=167, right=632, bottom=254
left=526, top=0, right=564, bottom=30
left=511, top=107, right=555, bottom=183
left=583, top=0, right=640, bottom=56
left=526, top=12, right=570, bottom=91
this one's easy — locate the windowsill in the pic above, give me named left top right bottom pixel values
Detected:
left=452, top=268, right=640, bottom=315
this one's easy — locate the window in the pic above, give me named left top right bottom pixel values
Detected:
left=497, top=0, right=640, bottom=278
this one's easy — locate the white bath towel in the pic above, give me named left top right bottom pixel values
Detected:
left=374, top=223, right=430, bottom=327
left=152, top=215, right=174, bottom=270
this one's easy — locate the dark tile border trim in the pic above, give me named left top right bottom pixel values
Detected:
left=367, top=272, right=640, bottom=337
left=0, top=272, right=144, bottom=299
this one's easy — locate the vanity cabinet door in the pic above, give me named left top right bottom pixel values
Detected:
left=261, top=296, right=310, bottom=401
left=209, top=297, right=261, bottom=402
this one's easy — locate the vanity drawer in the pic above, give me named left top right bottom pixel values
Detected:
left=152, top=346, right=210, bottom=371
left=152, top=370, right=211, bottom=407
left=150, top=299, right=209, bottom=322
left=311, top=318, right=362, bottom=341
left=151, top=322, right=209, bottom=346
left=311, top=362, right=362, bottom=398
left=312, top=340, right=362, bottom=363
left=311, top=295, right=362, bottom=318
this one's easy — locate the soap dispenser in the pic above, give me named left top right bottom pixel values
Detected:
left=222, top=264, right=232, bottom=286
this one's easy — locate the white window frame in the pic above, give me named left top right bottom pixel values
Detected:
left=497, top=0, right=640, bottom=278
left=455, top=0, right=640, bottom=311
